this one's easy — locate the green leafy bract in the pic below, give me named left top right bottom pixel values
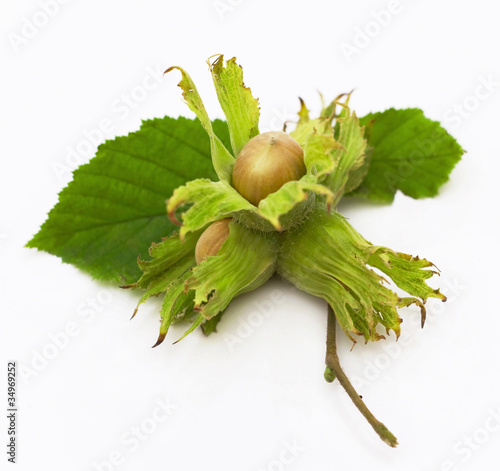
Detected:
left=258, top=175, right=334, bottom=231
left=167, top=179, right=256, bottom=239
left=277, top=207, right=445, bottom=342
left=324, top=107, right=367, bottom=205
left=128, top=231, right=200, bottom=327
left=209, top=55, right=260, bottom=156
left=186, top=220, right=277, bottom=319
left=166, top=66, right=236, bottom=182
left=27, top=117, right=230, bottom=284
left=290, top=98, right=334, bottom=146
left=291, top=97, right=367, bottom=207
left=128, top=220, right=277, bottom=345
left=126, top=230, right=199, bottom=346
left=303, top=132, right=343, bottom=181
left=167, top=174, right=334, bottom=234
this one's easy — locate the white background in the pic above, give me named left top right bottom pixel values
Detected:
left=1, top=0, right=500, bottom=470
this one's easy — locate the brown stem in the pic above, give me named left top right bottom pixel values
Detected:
left=325, top=305, right=398, bottom=448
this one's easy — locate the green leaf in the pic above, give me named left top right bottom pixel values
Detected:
left=209, top=55, right=260, bottom=156
left=166, top=66, right=235, bottom=181
left=27, top=116, right=231, bottom=284
left=352, top=108, right=464, bottom=202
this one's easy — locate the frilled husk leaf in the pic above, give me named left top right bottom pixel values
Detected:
left=122, top=231, right=200, bottom=345
left=295, top=97, right=368, bottom=207
left=276, top=206, right=445, bottom=343
left=185, top=220, right=278, bottom=320
left=165, top=66, right=235, bottom=182
left=167, top=175, right=334, bottom=234
left=167, top=179, right=255, bottom=239
left=208, top=54, right=261, bottom=156
left=127, top=221, right=278, bottom=345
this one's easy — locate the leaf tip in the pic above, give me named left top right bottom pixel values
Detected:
left=167, top=204, right=182, bottom=226
left=152, top=332, right=167, bottom=348
left=164, top=65, right=179, bottom=75
left=207, top=53, right=224, bottom=70
left=120, top=283, right=137, bottom=289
